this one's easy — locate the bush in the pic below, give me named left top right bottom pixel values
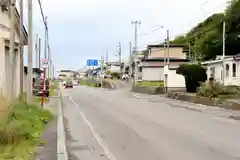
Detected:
left=177, top=64, right=207, bottom=92
left=0, top=101, right=53, bottom=159
left=198, top=81, right=224, bottom=99
left=79, top=79, right=101, bottom=87
left=198, top=81, right=240, bottom=99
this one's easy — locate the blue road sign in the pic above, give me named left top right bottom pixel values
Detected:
left=87, top=59, right=98, bottom=66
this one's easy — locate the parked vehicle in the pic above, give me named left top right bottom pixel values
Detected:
left=65, top=80, right=73, bottom=88
left=32, top=78, right=50, bottom=97
left=122, top=74, right=129, bottom=80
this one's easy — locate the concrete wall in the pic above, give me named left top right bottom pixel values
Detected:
left=0, top=9, right=22, bottom=98
left=149, top=47, right=186, bottom=59
left=0, top=9, right=20, bottom=43
left=164, top=65, right=186, bottom=92
left=0, top=38, right=5, bottom=95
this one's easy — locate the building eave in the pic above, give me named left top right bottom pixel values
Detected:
left=142, top=58, right=189, bottom=62
left=147, top=44, right=186, bottom=48
left=5, top=0, right=28, bottom=45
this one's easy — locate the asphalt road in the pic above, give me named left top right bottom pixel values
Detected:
left=62, top=86, right=240, bottom=160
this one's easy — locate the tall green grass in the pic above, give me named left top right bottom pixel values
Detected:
left=0, top=98, right=53, bottom=159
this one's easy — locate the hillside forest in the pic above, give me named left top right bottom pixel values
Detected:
left=170, top=0, right=240, bottom=62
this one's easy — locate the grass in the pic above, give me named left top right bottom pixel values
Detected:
left=136, top=81, right=164, bottom=87
left=79, top=79, right=101, bottom=87
left=0, top=97, right=53, bottom=159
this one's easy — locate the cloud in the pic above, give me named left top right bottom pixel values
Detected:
left=28, top=0, right=228, bottom=70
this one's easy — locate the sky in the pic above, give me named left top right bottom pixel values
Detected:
left=17, top=0, right=228, bottom=71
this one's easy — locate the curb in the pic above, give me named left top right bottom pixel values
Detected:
left=132, top=93, right=240, bottom=120
left=57, top=89, right=68, bottom=160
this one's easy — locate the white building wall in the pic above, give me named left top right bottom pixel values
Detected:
left=164, top=65, right=185, bottom=88
left=0, top=10, right=20, bottom=43
left=0, top=9, right=21, bottom=98
left=0, top=38, right=5, bottom=96
left=203, top=58, right=240, bottom=86
left=109, top=66, right=120, bottom=73
left=142, top=67, right=164, bottom=81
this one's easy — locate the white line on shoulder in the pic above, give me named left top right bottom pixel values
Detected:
left=68, top=96, right=117, bottom=160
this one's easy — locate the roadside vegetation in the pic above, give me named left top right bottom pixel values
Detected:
left=176, top=64, right=240, bottom=100
left=198, top=81, right=240, bottom=99
left=0, top=97, right=53, bottom=159
left=170, top=0, right=240, bottom=62
left=79, top=79, right=101, bottom=87
left=136, top=81, right=164, bottom=87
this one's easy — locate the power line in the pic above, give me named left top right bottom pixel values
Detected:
left=37, top=0, right=47, bottom=28
left=138, top=25, right=164, bottom=36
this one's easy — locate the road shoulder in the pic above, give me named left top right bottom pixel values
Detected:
left=131, top=93, right=240, bottom=120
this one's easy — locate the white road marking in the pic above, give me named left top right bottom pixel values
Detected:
left=68, top=95, right=117, bottom=160
left=57, top=91, right=69, bottom=160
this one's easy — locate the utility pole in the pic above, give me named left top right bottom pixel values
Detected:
left=44, top=16, right=48, bottom=82
left=48, top=48, right=50, bottom=79
left=166, top=30, right=170, bottom=64
left=100, top=55, right=104, bottom=87
left=105, top=50, right=108, bottom=74
left=129, top=42, right=133, bottom=82
left=131, top=20, right=141, bottom=53
left=35, top=34, right=38, bottom=68
left=38, top=38, right=41, bottom=68
left=27, top=0, right=33, bottom=104
left=131, top=20, right=141, bottom=85
left=164, top=40, right=166, bottom=64
left=105, top=50, right=108, bottom=64
left=222, top=21, right=226, bottom=85
left=118, top=42, right=122, bottom=76
left=9, top=0, right=16, bottom=100
left=19, top=0, right=24, bottom=99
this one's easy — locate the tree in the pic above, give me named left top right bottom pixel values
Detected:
left=225, top=0, right=240, bottom=55
left=170, top=36, right=186, bottom=44
left=176, top=64, right=207, bottom=92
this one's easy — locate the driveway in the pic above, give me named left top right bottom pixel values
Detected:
left=61, top=86, right=240, bottom=160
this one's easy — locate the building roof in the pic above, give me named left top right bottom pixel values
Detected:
left=147, top=44, right=186, bottom=48
left=141, top=58, right=189, bottom=62
left=105, top=62, right=124, bottom=66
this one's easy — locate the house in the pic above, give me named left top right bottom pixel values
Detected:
left=148, top=44, right=187, bottom=59
left=139, top=44, right=188, bottom=81
left=57, top=70, right=75, bottom=80
left=105, top=62, right=124, bottom=73
left=201, top=55, right=240, bottom=86
left=0, top=2, right=28, bottom=98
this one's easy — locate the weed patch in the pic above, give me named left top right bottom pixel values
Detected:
left=0, top=99, right=53, bottom=159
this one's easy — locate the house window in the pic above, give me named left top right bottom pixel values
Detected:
left=232, top=63, right=236, bottom=77
left=226, top=64, right=230, bottom=77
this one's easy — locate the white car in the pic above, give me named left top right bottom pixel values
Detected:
left=122, top=74, right=129, bottom=80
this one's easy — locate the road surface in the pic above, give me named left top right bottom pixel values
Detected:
left=62, top=86, right=240, bottom=160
